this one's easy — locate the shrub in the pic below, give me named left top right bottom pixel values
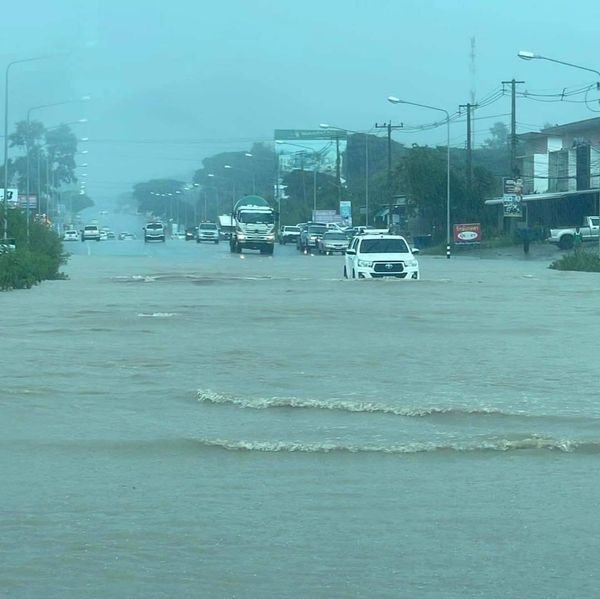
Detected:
left=549, top=250, right=600, bottom=273
left=0, top=210, right=68, bottom=290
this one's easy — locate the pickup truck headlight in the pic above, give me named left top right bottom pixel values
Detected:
left=357, top=259, right=373, bottom=267
left=237, top=234, right=246, bottom=240
left=406, top=259, right=418, bottom=267
left=266, top=234, right=275, bottom=241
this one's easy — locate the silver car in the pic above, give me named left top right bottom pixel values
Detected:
left=318, top=231, right=349, bottom=254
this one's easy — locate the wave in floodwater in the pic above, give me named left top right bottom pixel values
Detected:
left=137, top=312, right=177, bottom=318
left=195, top=436, right=600, bottom=454
left=197, top=389, right=527, bottom=419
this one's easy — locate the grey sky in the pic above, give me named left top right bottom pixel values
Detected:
left=5, top=0, right=600, bottom=203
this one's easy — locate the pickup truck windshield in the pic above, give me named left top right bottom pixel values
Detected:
left=146, top=224, right=163, bottom=230
left=199, top=224, right=217, bottom=230
left=238, top=212, right=274, bottom=224
left=360, top=238, right=409, bottom=253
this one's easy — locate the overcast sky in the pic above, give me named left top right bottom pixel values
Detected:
left=5, top=0, right=600, bottom=204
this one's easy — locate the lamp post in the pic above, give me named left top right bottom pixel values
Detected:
left=276, top=140, right=323, bottom=220
left=25, top=97, right=90, bottom=240
left=518, top=50, right=600, bottom=256
left=3, top=55, right=51, bottom=240
left=320, top=123, right=372, bottom=225
left=388, top=96, right=451, bottom=258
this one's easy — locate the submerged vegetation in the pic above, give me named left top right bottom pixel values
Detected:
left=549, top=250, right=600, bottom=273
left=0, top=211, right=67, bottom=291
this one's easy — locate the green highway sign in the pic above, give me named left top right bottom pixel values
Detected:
left=274, top=129, right=348, bottom=140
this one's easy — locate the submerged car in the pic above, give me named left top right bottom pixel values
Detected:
left=81, top=225, right=101, bottom=242
left=279, top=225, right=300, bottom=244
left=344, top=234, right=419, bottom=279
left=318, top=231, right=349, bottom=254
left=143, top=222, right=166, bottom=243
left=197, top=222, right=219, bottom=244
left=63, top=229, right=79, bottom=242
left=185, top=227, right=198, bottom=241
left=298, top=223, right=327, bottom=251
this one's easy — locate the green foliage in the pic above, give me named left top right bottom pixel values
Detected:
left=61, top=190, right=94, bottom=214
left=132, top=179, right=187, bottom=220
left=4, top=120, right=84, bottom=214
left=483, top=122, right=509, bottom=149
left=279, top=170, right=338, bottom=225
left=0, top=209, right=68, bottom=291
left=549, top=251, right=600, bottom=272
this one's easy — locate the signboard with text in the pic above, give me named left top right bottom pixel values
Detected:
left=503, top=177, right=523, bottom=217
left=18, top=194, right=38, bottom=209
left=453, top=223, right=481, bottom=244
left=339, top=200, right=352, bottom=227
left=0, top=188, right=19, bottom=207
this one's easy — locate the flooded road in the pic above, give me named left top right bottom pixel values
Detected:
left=3, top=238, right=600, bottom=598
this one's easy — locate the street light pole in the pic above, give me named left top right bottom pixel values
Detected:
left=388, top=96, right=451, bottom=258
left=320, top=124, right=373, bottom=225
left=3, top=56, right=50, bottom=240
left=25, top=97, right=90, bottom=241
left=518, top=50, right=600, bottom=255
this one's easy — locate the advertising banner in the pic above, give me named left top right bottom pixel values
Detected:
left=18, top=194, right=38, bottom=209
left=274, top=130, right=347, bottom=177
left=339, top=200, right=352, bottom=227
left=453, top=223, right=481, bottom=244
left=312, top=209, right=341, bottom=223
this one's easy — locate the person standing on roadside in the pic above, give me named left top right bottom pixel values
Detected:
left=574, top=227, right=583, bottom=253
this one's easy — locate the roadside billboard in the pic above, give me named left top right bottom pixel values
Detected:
left=274, top=129, right=347, bottom=176
left=502, top=177, right=523, bottom=217
left=0, top=188, right=19, bottom=207
left=312, top=209, right=341, bottom=223
left=453, top=223, right=481, bottom=244
left=339, top=200, right=352, bottom=227
left=18, top=194, right=38, bottom=209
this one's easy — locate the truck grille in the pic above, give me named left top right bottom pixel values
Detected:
left=373, top=262, right=404, bottom=273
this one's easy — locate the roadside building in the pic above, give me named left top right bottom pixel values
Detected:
left=486, top=117, right=600, bottom=231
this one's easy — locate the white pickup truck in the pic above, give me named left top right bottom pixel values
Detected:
left=547, top=216, right=600, bottom=250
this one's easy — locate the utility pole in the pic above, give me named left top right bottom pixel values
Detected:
left=335, top=135, right=341, bottom=205
left=459, top=102, right=478, bottom=193
left=375, top=121, right=403, bottom=227
left=502, top=79, right=524, bottom=177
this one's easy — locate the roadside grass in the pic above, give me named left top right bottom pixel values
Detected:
left=549, top=249, right=600, bottom=273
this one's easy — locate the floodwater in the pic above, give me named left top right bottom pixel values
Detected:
left=2, top=238, right=600, bottom=598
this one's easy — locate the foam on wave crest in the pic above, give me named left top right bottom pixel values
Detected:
left=196, top=389, right=507, bottom=418
left=195, top=436, right=600, bottom=454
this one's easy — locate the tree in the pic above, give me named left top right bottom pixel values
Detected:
left=5, top=120, right=81, bottom=213
left=483, top=122, right=509, bottom=149
left=132, top=179, right=187, bottom=221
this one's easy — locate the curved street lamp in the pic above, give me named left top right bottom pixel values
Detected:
left=388, top=96, right=451, bottom=258
left=518, top=50, right=600, bottom=83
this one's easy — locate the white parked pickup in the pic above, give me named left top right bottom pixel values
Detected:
left=547, top=216, right=600, bottom=250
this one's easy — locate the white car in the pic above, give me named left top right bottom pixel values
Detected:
left=63, top=229, right=79, bottom=242
left=81, top=224, right=101, bottom=242
left=197, top=222, right=219, bottom=244
left=143, top=222, right=166, bottom=243
left=344, top=234, right=419, bottom=279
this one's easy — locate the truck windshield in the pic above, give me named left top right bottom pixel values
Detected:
left=146, top=224, right=163, bottom=230
left=359, top=238, right=409, bottom=253
left=199, top=224, right=217, bottom=230
left=238, top=212, right=274, bottom=224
